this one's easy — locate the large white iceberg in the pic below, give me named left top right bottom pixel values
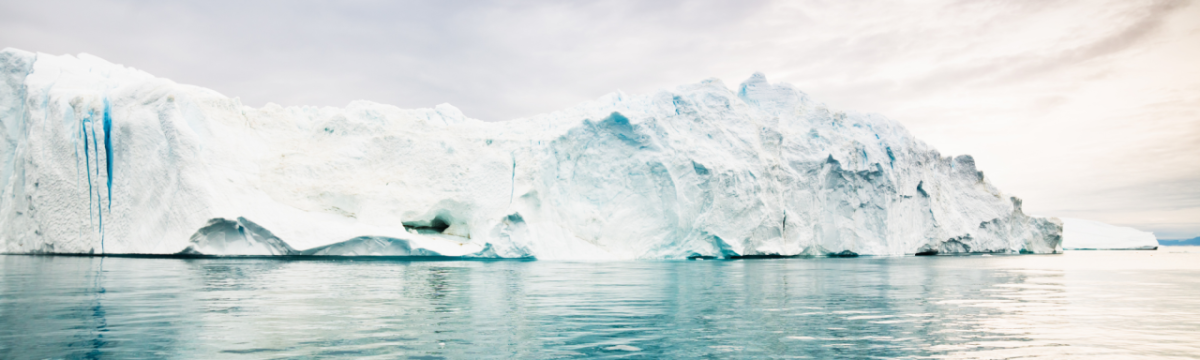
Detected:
left=0, top=49, right=1062, bottom=259
left=1061, top=218, right=1158, bottom=250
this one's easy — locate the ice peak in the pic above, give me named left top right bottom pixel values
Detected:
left=743, top=72, right=769, bottom=85
left=736, top=72, right=806, bottom=113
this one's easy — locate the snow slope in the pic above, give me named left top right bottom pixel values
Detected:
left=1061, top=218, right=1158, bottom=250
left=0, top=49, right=1062, bottom=259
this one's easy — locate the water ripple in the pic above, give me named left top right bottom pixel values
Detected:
left=2, top=250, right=1200, bottom=358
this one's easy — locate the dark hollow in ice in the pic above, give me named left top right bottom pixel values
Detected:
left=828, top=250, right=859, bottom=258
left=403, top=215, right=452, bottom=235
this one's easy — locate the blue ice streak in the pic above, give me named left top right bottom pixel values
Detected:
left=88, top=109, right=103, bottom=253
left=81, top=114, right=92, bottom=214
left=103, top=99, right=112, bottom=211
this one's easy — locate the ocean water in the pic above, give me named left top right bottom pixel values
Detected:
left=2, top=248, right=1199, bottom=359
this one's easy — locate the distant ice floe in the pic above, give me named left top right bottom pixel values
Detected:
left=1061, top=218, right=1158, bottom=250
left=0, top=48, right=1064, bottom=259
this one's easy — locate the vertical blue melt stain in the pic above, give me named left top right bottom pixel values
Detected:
left=92, top=116, right=103, bottom=252
left=86, top=258, right=108, bottom=359
left=103, top=99, right=112, bottom=212
left=86, top=107, right=104, bottom=253
left=82, top=113, right=93, bottom=218
left=82, top=110, right=102, bottom=253
left=509, top=156, right=516, bottom=206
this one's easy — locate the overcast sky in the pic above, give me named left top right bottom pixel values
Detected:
left=3, top=0, right=1197, bottom=238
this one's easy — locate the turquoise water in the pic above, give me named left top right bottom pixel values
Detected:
left=2, top=248, right=1199, bottom=359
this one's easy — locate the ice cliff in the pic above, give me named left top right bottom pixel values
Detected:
left=0, top=49, right=1062, bottom=259
left=1061, top=218, right=1158, bottom=250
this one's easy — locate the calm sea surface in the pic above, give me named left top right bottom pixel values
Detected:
left=2, top=248, right=1199, bottom=359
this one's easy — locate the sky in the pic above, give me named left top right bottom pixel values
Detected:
left=2, top=0, right=1198, bottom=239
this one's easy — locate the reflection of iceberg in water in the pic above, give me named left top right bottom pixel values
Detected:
left=7, top=258, right=116, bottom=358
left=0, top=257, right=199, bottom=359
left=2, top=255, right=1197, bottom=357
left=81, top=258, right=107, bottom=360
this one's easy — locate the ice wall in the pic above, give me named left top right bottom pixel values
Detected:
left=0, top=49, right=1062, bottom=259
left=1061, top=218, right=1158, bottom=250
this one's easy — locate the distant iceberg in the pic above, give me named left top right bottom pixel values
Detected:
left=1158, top=237, right=1200, bottom=246
left=1061, top=218, right=1158, bottom=250
left=0, top=48, right=1062, bottom=259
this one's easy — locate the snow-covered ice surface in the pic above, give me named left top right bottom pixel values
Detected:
left=1061, top=218, right=1158, bottom=250
left=0, top=49, right=1062, bottom=259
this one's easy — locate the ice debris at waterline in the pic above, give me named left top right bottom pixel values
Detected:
left=1060, top=218, right=1158, bottom=250
left=0, top=48, right=1063, bottom=260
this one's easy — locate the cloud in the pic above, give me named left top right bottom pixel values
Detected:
left=1, top=0, right=1197, bottom=237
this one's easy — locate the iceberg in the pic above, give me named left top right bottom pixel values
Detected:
left=0, top=48, right=1062, bottom=259
left=302, top=237, right=438, bottom=257
left=179, top=217, right=298, bottom=256
left=1061, top=218, right=1158, bottom=250
left=1158, top=237, right=1200, bottom=246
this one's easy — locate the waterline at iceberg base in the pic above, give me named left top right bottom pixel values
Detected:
left=0, top=48, right=1062, bottom=260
